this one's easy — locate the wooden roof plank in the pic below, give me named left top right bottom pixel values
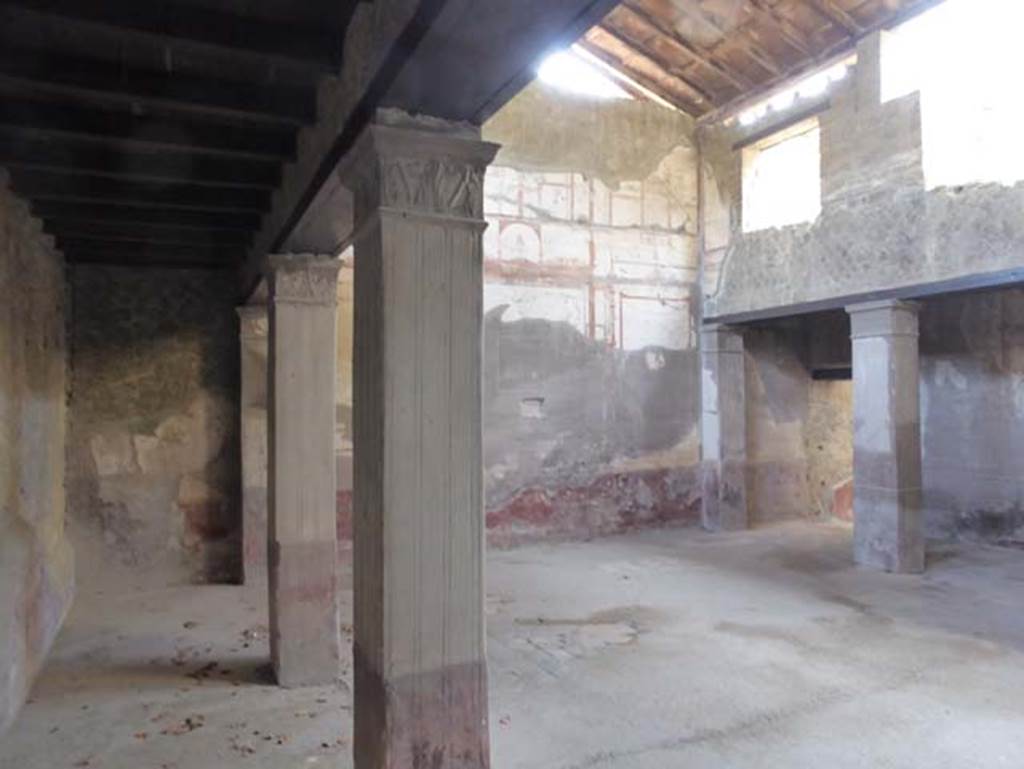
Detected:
left=0, top=0, right=343, bottom=70
left=617, top=2, right=754, bottom=91
left=593, top=23, right=718, bottom=107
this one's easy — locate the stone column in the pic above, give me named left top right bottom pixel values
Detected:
left=266, top=254, right=342, bottom=687
left=700, top=324, right=748, bottom=531
left=847, top=300, right=924, bottom=573
left=345, top=111, right=499, bottom=769
left=238, top=305, right=269, bottom=587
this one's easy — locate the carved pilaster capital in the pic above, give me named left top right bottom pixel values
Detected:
left=237, top=304, right=269, bottom=339
left=341, top=110, right=500, bottom=223
left=266, top=254, right=341, bottom=307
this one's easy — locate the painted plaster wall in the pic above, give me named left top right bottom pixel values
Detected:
left=700, top=33, right=1024, bottom=322
left=479, top=83, right=703, bottom=545
left=0, top=178, right=74, bottom=732
left=67, top=266, right=240, bottom=587
left=920, top=290, right=1024, bottom=544
left=739, top=313, right=855, bottom=525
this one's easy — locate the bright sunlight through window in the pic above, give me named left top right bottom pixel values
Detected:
left=538, top=48, right=633, bottom=101
left=883, top=0, right=1024, bottom=189
left=742, top=118, right=822, bottom=233
left=738, top=61, right=850, bottom=127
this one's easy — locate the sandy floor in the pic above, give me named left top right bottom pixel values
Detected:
left=4, top=521, right=1024, bottom=769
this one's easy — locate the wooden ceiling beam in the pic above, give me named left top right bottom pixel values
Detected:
left=0, top=0, right=344, bottom=71
left=578, top=39, right=705, bottom=115
left=0, top=98, right=295, bottom=160
left=62, top=246, right=240, bottom=270
left=617, top=2, right=754, bottom=91
left=0, top=135, right=280, bottom=188
left=30, top=201, right=262, bottom=231
left=10, top=169, right=270, bottom=213
left=0, top=45, right=317, bottom=125
left=678, top=2, right=784, bottom=78
left=43, top=220, right=251, bottom=248
left=746, top=0, right=815, bottom=57
left=594, top=23, right=718, bottom=107
left=805, top=0, right=863, bottom=36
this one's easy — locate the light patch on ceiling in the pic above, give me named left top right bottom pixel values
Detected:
left=738, top=61, right=851, bottom=127
left=538, top=48, right=634, bottom=101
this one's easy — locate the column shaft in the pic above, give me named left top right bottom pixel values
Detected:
left=266, top=254, right=342, bottom=686
left=238, top=305, right=268, bottom=587
left=700, top=325, right=748, bottom=531
left=347, top=112, right=498, bottom=769
left=848, top=300, right=924, bottom=573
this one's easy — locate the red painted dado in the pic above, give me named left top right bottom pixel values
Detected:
left=485, top=468, right=701, bottom=548
left=832, top=478, right=854, bottom=522
left=336, top=470, right=700, bottom=547
left=337, top=490, right=353, bottom=542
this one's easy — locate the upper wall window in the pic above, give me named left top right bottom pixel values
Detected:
left=882, top=0, right=1024, bottom=189
left=741, top=118, right=821, bottom=233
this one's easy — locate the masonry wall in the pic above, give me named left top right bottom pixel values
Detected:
left=699, top=36, right=1024, bottom=541
left=479, top=83, right=703, bottom=545
left=67, top=266, right=240, bottom=586
left=700, top=33, right=1024, bottom=322
left=920, top=289, right=1024, bottom=544
left=0, top=178, right=74, bottom=732
left=743, top=314, right=853, bottom=525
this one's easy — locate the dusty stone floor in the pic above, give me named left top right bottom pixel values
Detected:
left=4, top=521, right=1024, bottom=769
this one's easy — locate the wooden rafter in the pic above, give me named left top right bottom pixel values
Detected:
left=746, top=0, right=815, bottom=57
left=579, top=36, right=705, bottom=114
left=804, top=0, right=863, bottom=35
left=594, top=23, right=717, bottom=107
left=618, top=2, right=754, bottom=91
left=675, top=1, right=785, bottom=78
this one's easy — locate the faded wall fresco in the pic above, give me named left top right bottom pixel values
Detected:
left=67, top=266, right=240, bottom=586
left=480, top=83, right=703, bottom=545
left=0, top=178, right=74, bottom=732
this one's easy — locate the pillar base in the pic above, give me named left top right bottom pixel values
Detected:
left=701, top=459, right=748, bottom=532
left=269, top=540, right=340, bottom=688
left=355, top=648, right=490, bottom=769
left=853, top=485, right=924, bottom=574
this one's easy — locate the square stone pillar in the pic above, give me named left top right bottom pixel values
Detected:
left=266, top=254, right=343, bottom=687
left=237, top=305, right=269, bottom=587
left=345, top=111, right=499, bottom=769
left=700, top=324, right=748, bottom=531
left=847, top=300, right=924, bottom=573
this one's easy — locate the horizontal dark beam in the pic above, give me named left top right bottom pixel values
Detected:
left=67, top=253, right=236, bottom=271
left=0, top=98, right=295, bottom=160
left=0, top=135, right=280, bottom=188
left=11, top=169, right=269, bottom=212
left=44, top=220, right=250, bottom=247
left=0, top=0, right=343, bottom=70
left=706, top=267, right=1024, bottom=326
left=31, top=201, right=262, bottom=231
left=57, top=237, right=245, bottom=266
left=0, top=45, right=317, bottom=125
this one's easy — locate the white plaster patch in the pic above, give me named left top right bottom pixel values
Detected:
left=934, top=360, right=969, bottom=390
left=1013, top=374, right=1024, bottom=417
left=90, top=433, right=137, bottom=477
